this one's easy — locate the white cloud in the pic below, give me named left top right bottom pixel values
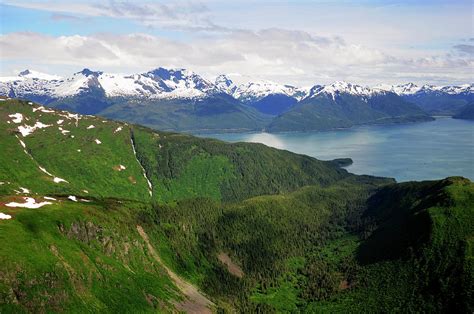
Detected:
left=5, top=0, right=221, bottom=31
left=2, top=1, right=472, bottom=85
left=1, top=30, right=472, bottom=86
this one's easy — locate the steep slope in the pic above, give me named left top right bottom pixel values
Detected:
left=0, top=98, right=472, bottom=313
left=453, top=103, right=474, bottom=120
left=350, top=177, right=474, bottom=312
left=268, top=82, right=432, bottom=132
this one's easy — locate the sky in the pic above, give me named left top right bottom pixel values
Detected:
left=0, top=0, right=473, bottom=86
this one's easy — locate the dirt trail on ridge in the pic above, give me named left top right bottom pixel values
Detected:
left=136, top=225, right=214, bottom=313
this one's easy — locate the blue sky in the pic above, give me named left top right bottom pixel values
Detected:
left=1, top=0, right=472, bottom=85
left=1, top=4, right=142, bottom=36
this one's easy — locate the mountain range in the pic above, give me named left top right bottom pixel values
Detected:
left=1, top=68, right=472, bottom=132
left=375, top=82, right=474, bottom=115
left=0, top=98, right=472, bottom=312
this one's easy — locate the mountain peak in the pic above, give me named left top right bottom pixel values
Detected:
left=146, top=67, right=195, bottom=80
left=18, top=69, right=61, bottom=80
left=215, top=74, right=234, bottom=87
left=215, top=74, right=236, bottom=94
left=77, top=68, right=103, bottom=77
left=18, top=69, right=32, bottom=76
left=147, top=67, right=173, bottom=80
left=309, top=81, right=377, bottom=99
left=233, top=80, right=305, bottom=102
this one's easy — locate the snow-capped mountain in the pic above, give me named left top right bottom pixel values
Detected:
left=268, top=81, right=432, bottom=132
left=2, top=68, right=471, bottom=102
left=55, top=69, right=103, bottom=97
left=0, top=69, right=61, bottom=83
left=144, top=68, right=217, bottom=99
left=214, top=75, right=306, bottom=102
left=233, top=80, right=306, bottom=103
left=374, top=83, right=474, bottom=115
left=18, top=69, right=62, bottom=81
left=213, top=76, right=307, bottom=115
left=1, top=68, right=472, bottom=118
left=374, top=83, right=422, bottom=95
left=305, top=81, right=388, bottom=101
left=375, top=83, right=474, bottom=96
left=0, top=68, right=219, bottom=101
left=215, top=74, right=237, bottom=95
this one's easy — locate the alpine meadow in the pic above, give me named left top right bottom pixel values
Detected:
left=0, top=1, right=473, bottom=313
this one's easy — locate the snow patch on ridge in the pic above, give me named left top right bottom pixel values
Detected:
left=53, top=177, right=68, bottom=183
left=18, top=122, right=51, bottom=137
left=19, top=187, right=30, bottom=194
left=131, top=137, right=153, bottom=196
left=6, top=197, right=52, bottom=209
left=9, top=113, right=23, bottom=123
left=39, top=166, right=54, bottom=177
left=0, top=213, right=12, bottom=220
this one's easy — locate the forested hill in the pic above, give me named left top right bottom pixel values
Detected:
left=0, top=98, right=472, bottom=313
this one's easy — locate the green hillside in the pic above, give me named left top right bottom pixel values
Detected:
left=0, top=99, right=472, bottom=313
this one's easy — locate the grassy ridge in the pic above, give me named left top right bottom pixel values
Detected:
left=0, top=100, right=151, bottom=200
left=0, top=197, right=180, bottom=313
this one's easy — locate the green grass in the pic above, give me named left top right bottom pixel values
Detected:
left=0, top=100, right=151, bottom=200
left=0, top=197, right=179, bottom=312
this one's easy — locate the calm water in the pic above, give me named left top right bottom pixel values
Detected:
left=201, top=117, right=474, bottom=182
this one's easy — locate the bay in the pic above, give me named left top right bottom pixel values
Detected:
left=201, top=117, right=474, bottom=182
